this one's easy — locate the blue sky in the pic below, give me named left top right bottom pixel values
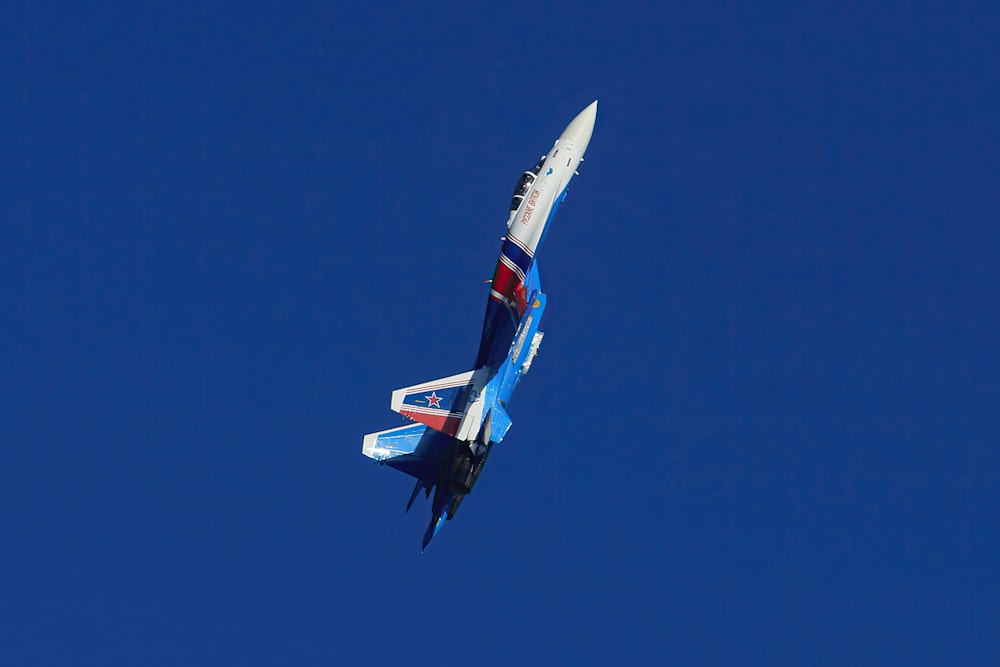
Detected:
left=2, top=1, right=997, bottom=664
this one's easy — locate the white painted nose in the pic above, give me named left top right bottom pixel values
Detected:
left=559, top=100, right=598, bottom=152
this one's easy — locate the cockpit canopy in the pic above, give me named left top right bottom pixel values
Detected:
left=508, top=161, right=544, bottom=213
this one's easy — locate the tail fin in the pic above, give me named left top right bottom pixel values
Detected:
left=362, top=423, right=453, bottom=484
left=390, top=368, right=489, bottom=437
left=362, top=423, right=431, bottom=462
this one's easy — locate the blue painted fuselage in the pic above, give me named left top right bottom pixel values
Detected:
left=361, top=101, right=597, bottom=549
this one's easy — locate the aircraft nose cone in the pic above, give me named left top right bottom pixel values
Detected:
left=560, top=99, right=598, bottom=151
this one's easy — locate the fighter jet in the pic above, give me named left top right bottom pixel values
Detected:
left=362, top=100, right=598, bottom=549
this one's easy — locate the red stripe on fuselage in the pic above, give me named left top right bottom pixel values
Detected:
left=491, top=257, right=521, bottom=304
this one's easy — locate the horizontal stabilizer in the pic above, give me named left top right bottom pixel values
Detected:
left=391, top=368, right=489, bottom=437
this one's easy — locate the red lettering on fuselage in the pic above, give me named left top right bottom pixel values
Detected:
left=521, top=188, right=541, bottom=226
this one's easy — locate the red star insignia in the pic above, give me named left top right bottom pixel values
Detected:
left=425, top=391, right=443, bottom=408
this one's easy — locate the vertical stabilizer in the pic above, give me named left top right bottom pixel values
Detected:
left=390, top=368, right=489, bottom=437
